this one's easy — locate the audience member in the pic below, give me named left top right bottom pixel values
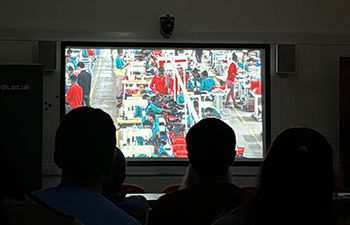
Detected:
left=179, top=164, right=198, bottom=190
left=0, top=144, right=82, bottom=225
left=103, top=147, right=149, bottom=225
left=180, top=164, right=232, bottom=190
left=5, top=195, right=83, bottom=225
left=32, top=107, right=140, bottom=225
left=148, top=118, right=250, bottom=225
left=213, top=127, right=338, bottom=225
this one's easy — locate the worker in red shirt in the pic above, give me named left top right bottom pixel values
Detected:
left=150, top=66, right=173, bottom=95
left=66, top=75, right=83, bottom=111
left=225, top=53, right=239, bottom=108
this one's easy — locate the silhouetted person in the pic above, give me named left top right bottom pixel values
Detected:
left=0, top=143, right=83, bottom=225
left=148, top=118, right=250, bottom=225
left=103, top=147, right=149, bottom=225
left=5, top=195, right=84, bottom=225
left=32, top=107, right=140, bottom=225
left=180, top=164, right=232, bottom=190
left=77, top=62, right=91, bottom=107
left=179, top=164, right=199, bottom=190
left=213, top=127, right=338, bottom=225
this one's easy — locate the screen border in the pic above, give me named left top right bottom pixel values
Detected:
left=61, top=41, right=270, bottom=166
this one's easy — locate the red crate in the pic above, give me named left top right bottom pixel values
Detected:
left=236, top=146, right=245, bottom=157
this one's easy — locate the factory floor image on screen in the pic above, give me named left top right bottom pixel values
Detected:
left=64, top=47, right=264, bottom=159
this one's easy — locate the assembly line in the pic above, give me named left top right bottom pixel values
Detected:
left=65, top=48, right=263, bottom=159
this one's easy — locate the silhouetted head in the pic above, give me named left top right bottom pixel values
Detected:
left=103, top=147, right=126, bottom=195
left=186, top=118, right=236, bottom=178
left=259, top=127, right=334, bottom=201
left=54, top=107, right=116, bottom=185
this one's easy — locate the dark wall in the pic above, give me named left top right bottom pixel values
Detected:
left=339, top=58, right=350, bottom=187
left=0, top=65, right=43, bottom=197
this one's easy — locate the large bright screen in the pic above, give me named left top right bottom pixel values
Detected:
left=63, top=45, right=266, bottom=159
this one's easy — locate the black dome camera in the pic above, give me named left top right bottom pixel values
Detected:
left=160, top=14, right=175, bottom=39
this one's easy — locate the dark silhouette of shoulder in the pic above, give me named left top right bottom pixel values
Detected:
left=5, top=194, right=83, bottom=225
left=149, top=183, right=250, bottom=225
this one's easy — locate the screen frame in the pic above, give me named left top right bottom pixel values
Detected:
left=61, top=41, right=270, bottom=166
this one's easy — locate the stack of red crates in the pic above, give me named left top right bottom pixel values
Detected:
left=250, top=80, right=261, bottom=95
left=169, top=132, right=187, bottom=158
left=236, top=146, right=245, bottom=157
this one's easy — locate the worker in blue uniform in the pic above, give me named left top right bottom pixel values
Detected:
left=199, top=70, right=215, bottom=92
